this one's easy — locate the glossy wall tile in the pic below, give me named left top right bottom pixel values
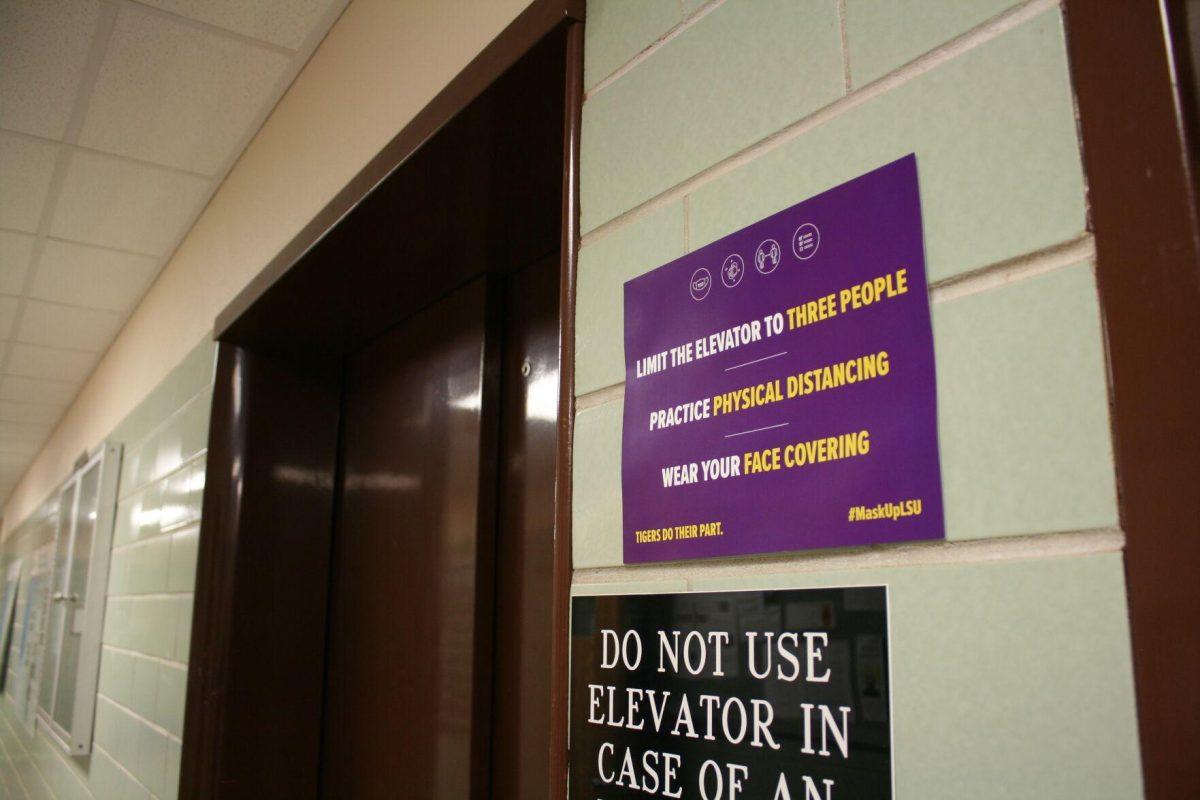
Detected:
left=0, top=336, right=214, bottom=800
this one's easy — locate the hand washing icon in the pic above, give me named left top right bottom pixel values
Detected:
left=721, top=254, right=745, bottom=288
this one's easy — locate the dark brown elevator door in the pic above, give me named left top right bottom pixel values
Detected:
left=321, top=279, right=496, bottom=798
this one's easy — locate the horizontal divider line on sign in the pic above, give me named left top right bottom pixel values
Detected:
left=579, top=0, right=1060, bottom=248
left=572, top=526, right=1124, bottom=588
left=573, top=233, right=1096, bottom=411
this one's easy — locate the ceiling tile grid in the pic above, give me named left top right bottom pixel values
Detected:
left=0, top=230, right=36, bottom=294
left=0, top=0, right=103, bottom=140
left=0, top=132, right=59, bottom=231
left=0, top=0, right=349, bottom=509
left=50, top=149, right=213, bottom=254
left=79, top=6, right=294, bottom=174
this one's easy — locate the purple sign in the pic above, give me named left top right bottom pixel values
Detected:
left=622, top=155, right=943, bottom=563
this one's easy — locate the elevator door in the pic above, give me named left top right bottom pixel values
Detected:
left=320, top=278, right=498, bottom=798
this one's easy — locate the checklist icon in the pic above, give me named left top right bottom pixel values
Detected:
left=792, top=222, right=820, bottom=260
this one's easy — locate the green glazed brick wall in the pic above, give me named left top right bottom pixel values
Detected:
left=578, top=6, right=1089, bottom=395
left=574, top=1, right=1142, bottom=797
left=572, top=551, right=1142, bottom=800
left=0, top=335, right=214, bottom=800
left=576, top=261, right=1116, bottom=560
left=843, top=0, right=1025, bottom=86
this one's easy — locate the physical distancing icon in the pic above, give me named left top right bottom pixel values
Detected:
left=755, top=239, right=781, bottom=274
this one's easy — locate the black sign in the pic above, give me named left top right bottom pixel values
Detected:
left=570, top=588, right=892, bottom=799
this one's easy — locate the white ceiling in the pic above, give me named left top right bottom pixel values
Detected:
left=0, top=0, right=348, bottom=510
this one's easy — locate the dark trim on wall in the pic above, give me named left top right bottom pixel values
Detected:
left=549, top=19, right=583, bottom=800
left=214, top=0, right=584, bottom=339
left=1165, top=0, right=1200, bottom=191
left=1063, top=2, right=1200, bottom=797
left=181, top=346, right=343, bottom=799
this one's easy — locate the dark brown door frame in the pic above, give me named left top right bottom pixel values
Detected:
left=180, top=2, right=584, bottom=797
left=212, top=0, right=584, bottom=337
left=550, top=20, right=583, bottom=800
left=1063, top=3, right=1200, bottom=797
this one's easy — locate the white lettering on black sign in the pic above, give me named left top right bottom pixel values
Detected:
left=568, top=588, right=892, bottom=799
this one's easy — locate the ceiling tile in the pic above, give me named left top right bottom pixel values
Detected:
left=7, top=343, right=98, bottom=383
left=0, top=445, right=40, bottom=465
left=139, top=0, right=344, bottom=50
left=0, top=0, right=102, bottom=139
left=79, top=5, right=292, bottom=174
left=0, top=132, right=59, bottom=233
left=0, top=453, right=38, bottom=470
left=49, top=150, right=211, bottom=255
left=0, top=400, right=63, bottom=425
left=0, top=451, right=38, bottom=470
left=32, top=239, right=160, bottom=312
left=0, top=375, right=77, bottom=406
left=0, top=474, right=27, bottom=494
left=0, top=230, right=36, bottom=295
left=17, top=299, right=122, bottom=351
left=0, top=296, right=19, bottom=339
left=0, top=419, right=51, bottom=444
